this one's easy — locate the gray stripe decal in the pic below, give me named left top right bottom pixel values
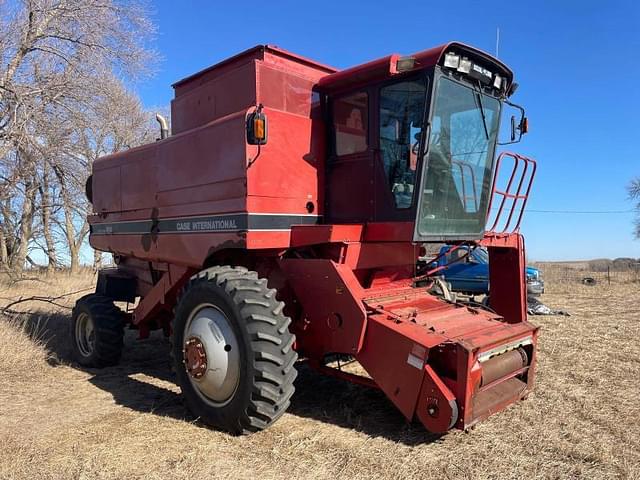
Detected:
left=90, top=213, right=319, bottom=235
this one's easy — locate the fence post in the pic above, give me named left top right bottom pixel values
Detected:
left=607, top=266, right=611, bottom=286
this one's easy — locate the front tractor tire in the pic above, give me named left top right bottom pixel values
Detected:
left=71, top=294, right=125, bottom=367
left=172, top=266, right=297, bottom=434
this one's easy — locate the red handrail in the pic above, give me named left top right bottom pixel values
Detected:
left=486, top=152, right=537, bottom=234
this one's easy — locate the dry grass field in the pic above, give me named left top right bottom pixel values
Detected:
left=0, top=268, right=639, bottom=480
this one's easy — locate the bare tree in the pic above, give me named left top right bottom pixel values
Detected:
left=0, top=147, right=39, bottom=270
left=0, top=0, right=158, bottom=272
left=629, top=178, right=640, bottom=239
left=0, top=0, right=156, bottom=133
left=53, top=77, right=156, bottom=272
left=38, top=147, right=59, bottom=270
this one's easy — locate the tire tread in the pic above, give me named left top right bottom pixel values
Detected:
left=171, top=265, right=297, bottom=434
left=71, top=294, right=124, bottom=368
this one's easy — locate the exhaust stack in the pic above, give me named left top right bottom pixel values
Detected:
left=156, top=113, right=169, bottom=140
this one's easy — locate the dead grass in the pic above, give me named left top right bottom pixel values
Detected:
left=0, top=269, right=638, bottom=480
left=0, top=315, right=52, bottom=385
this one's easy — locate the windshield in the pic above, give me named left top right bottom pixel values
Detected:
left=416, top=77, right=500, bottom=239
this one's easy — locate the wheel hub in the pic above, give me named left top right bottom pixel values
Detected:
left=183, top=305, right=240, bottom=406
left=75, top=312, right=96, bottom=357
left=184, top=337, right=208, bottom=379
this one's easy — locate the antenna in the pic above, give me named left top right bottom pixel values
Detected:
left=496, top=27, right=500, bottom=58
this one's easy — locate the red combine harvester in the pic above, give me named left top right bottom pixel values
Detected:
left=73, top=42, right=538, bottom=435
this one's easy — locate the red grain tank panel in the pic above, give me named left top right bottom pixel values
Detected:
left=171, top=45, right=335, bottom=135
left=90, top=45, right=336, bottom=265
left=171, top=61, right=257, bottom=135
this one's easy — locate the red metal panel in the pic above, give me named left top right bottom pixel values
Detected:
left=247, top=107, right=320, bottom=212
left=317, top=54, right=400, bottom=93
left=258, top=65, right=285, bottom=111
left=92, top=165, right=121, bottom=213
left=120, top=148, right=158, bottom=211
left=132, top=263, right=194, bottom=337
left=158, top=111, right=248, bottom=195
left=91, top=109, right=249, bottom=220
left=172, top=45, right=333, bottom=134
left=245, top=230, right=291, bottom=249
left=363, top=222, right=415, bottom=242
left=482, top=233, right=528, bottom=323
left=279, top=258, right=367, bottom=357
left=90, top=232, right=246, bottom=269
left=258, top=65, right=319, bottom=117
left=171, top=61, right=257, bottom=135
left=90, top=195, right=247, bottom=223
left=262, top=46, right=336, bottom=77
left=172, top=45, right=333, bottom=95
left=343, top=242, right=417, bottom=270
left=356, top=317, right=430, bottom=419
left=156, top=179, right=246, bottom=209
left=244, top=197, right=317, bottom=216
left=326, top=152, right=375, bottom=222
left=172, top=46, right=263, bottom=96
left=289, top=224, right=363, bottom=247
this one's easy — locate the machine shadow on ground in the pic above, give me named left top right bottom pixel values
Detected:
left=19, top=309, right=441, bottom=446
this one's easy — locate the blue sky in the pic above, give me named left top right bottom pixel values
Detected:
left=136, top=0, right=640, bottom=261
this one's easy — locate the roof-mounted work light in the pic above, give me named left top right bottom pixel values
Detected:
left=457, top=57, right=472, bottom=74
left=493, top=74, right=503, bottom=90
left=396, top=56, right=416, bottom=72
left=443, top=52, right=460, bottom=69
left=444, top=52, right=507, bottom=92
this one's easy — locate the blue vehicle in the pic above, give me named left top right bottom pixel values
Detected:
left=427, top=245, right=544, bottom=296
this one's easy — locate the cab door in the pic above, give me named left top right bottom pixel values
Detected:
left=325, top=90, right=375, bottom=223
left=374, top=76, right=428, bottom=222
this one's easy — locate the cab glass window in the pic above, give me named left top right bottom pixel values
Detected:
left=379, top=78, right=427, bottom=208
left=333, top=91, right=368, bottom=156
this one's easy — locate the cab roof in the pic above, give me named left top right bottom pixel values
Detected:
left=317, top=41, right=514, bottom=94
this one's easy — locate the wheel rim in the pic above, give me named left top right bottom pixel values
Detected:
left=183, top=304, right=240, bottom=406
left=75, top=312, right=96, bottom=357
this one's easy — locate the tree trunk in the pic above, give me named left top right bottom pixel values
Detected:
left=93, top=249, right=102, bottom=270
left=41, top=161, right=57, bottom=271
left=0, top=229, right=8, bottom=270
left=54, top=165, right=89, bottom=273
left=69, top=245, right=80, bottom=273
left=0, top=200, right=15, bottom=268
left=12, top=178, right=37, bottom=272
left=61, top=187, right=79, bottom=273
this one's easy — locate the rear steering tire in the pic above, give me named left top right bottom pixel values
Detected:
left=71, top=294, right=125, bottom=367
left=171, top=266, right=297, bottom=434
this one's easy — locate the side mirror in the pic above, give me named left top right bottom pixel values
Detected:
left=499, top=101, right=528, bottom=145
left=247, top=105, right=268, bottom=145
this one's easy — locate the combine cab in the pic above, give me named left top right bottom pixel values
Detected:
left=73, top=43, right=538, bottom=434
